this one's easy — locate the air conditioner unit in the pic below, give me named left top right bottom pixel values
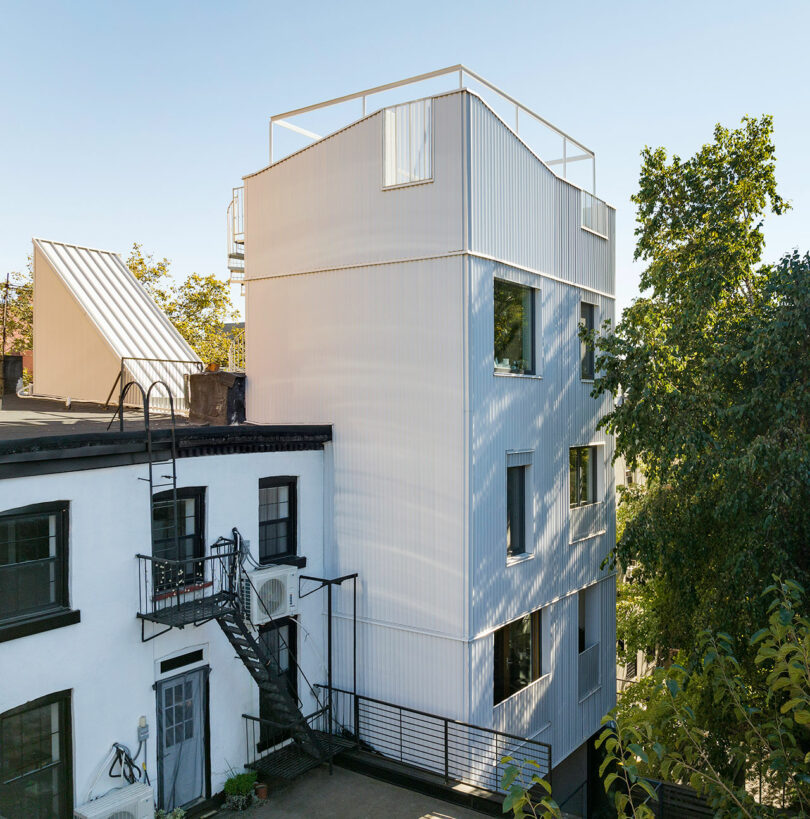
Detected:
left=74, top=783, right=153, bottom=819
left=241, top=565, right=298, bottom=626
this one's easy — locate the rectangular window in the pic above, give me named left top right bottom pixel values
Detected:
left=569, top=446, right=598, bottom=508
left=0, top=502, right=69, bottom=624
left=506, top=466, right=527, bottom=558
left=383, top=99, right=432, bottom=187
left=0, top=691, right=72, bottom=818
left=494, top=611, right=542, bottom=705
left=259, top=477, right=297, bottom=563
left=494, top=279, right=535, bottom=375
left=152, top=488, right=205, bottom=589
left=580, top=302, right=595, bottom=380
left=258, top=617, right=297, bottom=750
left=581, top=191, right=609, bottom=237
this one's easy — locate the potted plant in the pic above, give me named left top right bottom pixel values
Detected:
left=254, top=779, right=268, bottom=799
left=223, top=770, right=257, bottom=811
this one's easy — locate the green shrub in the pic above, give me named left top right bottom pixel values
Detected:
left=224, top=771, right=257, bottom=796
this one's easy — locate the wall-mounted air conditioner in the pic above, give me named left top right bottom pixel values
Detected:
left=241, top=565, right=298, bottom=626
left=74, top=783, right=153, bottom=819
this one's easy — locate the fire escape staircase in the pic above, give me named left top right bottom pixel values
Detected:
left=130, top=384, right=341, bottom=779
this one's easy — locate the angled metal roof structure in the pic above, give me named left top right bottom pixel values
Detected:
left=32, top=238, right=202, bottom=409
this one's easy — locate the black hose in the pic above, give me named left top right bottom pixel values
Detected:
left=108, top=743, right=142, bottom=785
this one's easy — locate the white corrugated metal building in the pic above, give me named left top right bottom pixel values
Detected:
left=32, top=238, right=201, bottom=407
left=241, top=67, right=617, bottom=811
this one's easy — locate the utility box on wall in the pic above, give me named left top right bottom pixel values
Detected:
left=188, top=370, right=246, bottom=425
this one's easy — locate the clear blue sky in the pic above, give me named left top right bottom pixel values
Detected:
left=1, top=0, right=808, bottom=317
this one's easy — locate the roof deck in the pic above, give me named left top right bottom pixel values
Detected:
left=265, top=64, right=598, bottom=194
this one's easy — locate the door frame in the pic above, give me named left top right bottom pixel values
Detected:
left=257, top=616, right=298, bottom=752
left=154, top=665, right=211, bottom=811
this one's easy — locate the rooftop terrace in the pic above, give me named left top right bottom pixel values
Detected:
left=265, top=64, right=599, bottom=194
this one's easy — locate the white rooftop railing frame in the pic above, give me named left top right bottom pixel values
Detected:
left=268, top=64, right=597, bottom=193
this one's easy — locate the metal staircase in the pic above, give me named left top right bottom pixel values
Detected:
left=217, top=607, right=325, bottom=762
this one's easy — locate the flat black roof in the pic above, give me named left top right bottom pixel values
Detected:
left=0, top=395, right=332, bottom=479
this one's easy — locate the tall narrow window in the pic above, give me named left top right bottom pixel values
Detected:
left=152, top=488, right=205, bottom=589
left=494, top=611, right=542, bottom=705
left=569, top=446, right=598, bottom=508
left=494, top=279, right=535, bottom=375
left=0, top=691, right=72, bottom=818
left=0, top=502, right=69, bottom=623
left=506, top=466, right=527, bottom=558
left=580, top=302, right=595, bottom=380
left=259, top=477, right=297, bottom=563
left=383, top=99, right=432, bottom=187
left=258, top=617, right=297, bottom=750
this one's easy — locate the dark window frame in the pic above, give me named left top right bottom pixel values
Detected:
left=569, top=446, right=599, bottom=508
left=580, top=302, right=595, bottom=380
left=506, top=465, right=527, bottom=559
left=0, top=501, right=70, bottom=626
left=258, top=616, right=298, bottom=751
left=258, top=477, right=297, bottom=565
left=151, top=487, right=206, bottom=589
left=494, top=278, right=536, bottom=376
left=493, top=610, right=542, bottom=705
left=0, top=689, right=73, bottom=818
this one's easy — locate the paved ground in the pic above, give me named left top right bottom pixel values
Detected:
left=214, top=766, right=492, bottom=818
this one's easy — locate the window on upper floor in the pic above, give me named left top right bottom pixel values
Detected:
left=494, top=279, right=535, bottom=375
left=383, top=99, right=432, bottom=188
left=506, top=465, right=527, bottom=559
left=152, top=487, right=205, bottom=590
left=259, top=477, right=297, bottom=564
left=0, top=690, right=72, bottom=818
left=0, top=502, right=69, bottom=625
left=494, top=610, right=544, bottom=705
left=569, top=446, right=598, bottom=508
left=580, top=302, right=595, bottom=380
left=581, top=191, right=609, bottom=238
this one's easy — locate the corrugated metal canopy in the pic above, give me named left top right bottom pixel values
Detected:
left=33, top=238, right=201, bottom=400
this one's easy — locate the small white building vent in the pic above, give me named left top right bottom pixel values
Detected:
left=242, top=566, right=298, bottom=625
left=74, top=783, right=153, bottom=819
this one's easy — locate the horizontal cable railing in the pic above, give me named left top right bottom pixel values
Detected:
left=136, top=551, right=238, bottom=621
left=578, top=642, right=601, bottom=699
left=320, top=685, right=552, bottom=795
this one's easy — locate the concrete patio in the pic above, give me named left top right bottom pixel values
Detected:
left=212, top=765, right=494, bottom=818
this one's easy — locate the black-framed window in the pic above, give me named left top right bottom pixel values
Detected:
left=506, top=466, right=527, bottom=558
left=494, top=611, right=542, bottom=705
left=569, top=446, right=598, bottom=508
left=0, top=690, right=72, bottom=818
left=152, top=488, right=205, bottom=589
left=580, top=302, right=595, bottom=380
left=258, top=617, right=297, bottom=750
left=0, top=502, right=69, bottom=624
left=259, top=478, right=297, bottom=563
left=494, top=279, right=535, bottom=375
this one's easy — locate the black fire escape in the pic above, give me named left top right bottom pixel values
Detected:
left=126, top=380, right=356, bottom=779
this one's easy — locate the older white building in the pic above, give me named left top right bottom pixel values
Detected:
left=238, top=66, right=617, bottom=812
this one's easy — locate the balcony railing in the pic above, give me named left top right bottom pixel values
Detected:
left=570, top=501, right=606, bottom=543
left=578, top=643, right=600, bottom=700
left=227, top=187, right=245, bottom=281
left=136, top=551, right=239, bottom=628
left=322, top=685, right=552, bottom=795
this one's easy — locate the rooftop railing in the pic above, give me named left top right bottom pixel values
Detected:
left=267, top=64, right=597, bottom=193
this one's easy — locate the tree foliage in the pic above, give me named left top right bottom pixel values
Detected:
left=591, top=115, right=809, bottom=655
left=1, top=264, right=33, bottom=354
left=126, top=244, right=236, bottom=366
left=599, top=579, right=810, bottom=817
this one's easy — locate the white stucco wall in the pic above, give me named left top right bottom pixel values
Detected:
left=0, top=447, right=327, bottom=809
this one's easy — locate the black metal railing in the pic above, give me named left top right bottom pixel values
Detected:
left=320, top=685, right=552, bottom=795
left=242, top=707, right=332, bottom=769
left=136, top=551, right=238, bottom=623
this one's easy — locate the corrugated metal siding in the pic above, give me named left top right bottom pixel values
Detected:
left=246, top=256, right=469, bottom=718
left=33, top=239, right=200, bottom=402
left=467, top=94, right=615, bottom=296
left=244, top=93, right=464, bottom=279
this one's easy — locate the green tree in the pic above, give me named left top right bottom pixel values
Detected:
left=126, top=243, right=236, bottom=367
left=1, top=264, right=33, bottom=354
left=590, top=116, right=809, bottom=657
left=598, top=579, right=810, bottom=817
